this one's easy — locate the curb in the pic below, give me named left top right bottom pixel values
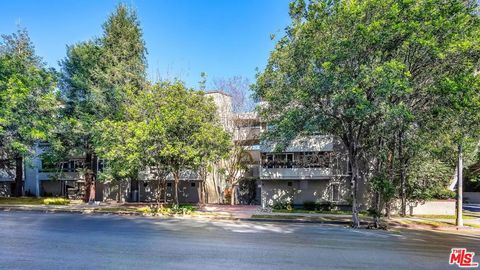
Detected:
left=0, top=206, right=355, bottom=225
left=2, top=206, right=479, bottom=232
left=0, top=206, right=144, bottom=216
left=238, top=217, right=354, bottom=225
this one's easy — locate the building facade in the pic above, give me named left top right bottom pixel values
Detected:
left=6, top=91, right=359, bottom=209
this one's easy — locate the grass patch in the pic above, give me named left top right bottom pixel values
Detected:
left=399, top=219, right=450, bottom=227
left=398, top=219, right=480, bottom=229
left=94, top=207, right=134, bottom=213
left=0, top=197, right=45, bottom=205
left=272, top=209, right=363, bottom=216
left=252, top=214, right=308, bottom=219
left=43, top=198, right=70, bottom=205
left=0, top=197, right=71, bottom=205
left=136, top=204, right=196, bottom=215
left=413, top=214, right=476, bottom=220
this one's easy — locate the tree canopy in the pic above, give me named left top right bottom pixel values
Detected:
left=0, top=29, right=59, bottom=196
left=254, top=0, right=480, bottom=227
left=93, top=81, right=231, bottom=205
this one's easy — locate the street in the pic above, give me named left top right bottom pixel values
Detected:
left=0, top=212, right=478, bottom=270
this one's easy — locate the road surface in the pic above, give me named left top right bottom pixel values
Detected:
left=0, top=211, right=478, bottom=269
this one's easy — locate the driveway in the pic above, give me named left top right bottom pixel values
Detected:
left=0, top=211, right=478, bottom=270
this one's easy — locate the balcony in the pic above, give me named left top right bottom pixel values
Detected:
left=260, top=167, right=332, bottom=180
left=233, top=127, right=261, bottom=142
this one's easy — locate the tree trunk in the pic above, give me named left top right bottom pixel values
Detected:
left=163, top=179, right=167, bottom=203
left=230, top=185, right=235, bottom=206
left=385, top=201, right=391, bottom=219
left=456, top=143, right=463, bottom=227
left=200, top=181, right=206, bottom=205
left=386, top=147, right=395, bottom=219
left=373, top=191, right=381, bottom=228
left=199, top=167, right=206, bottom=205
left=173, top=171, right=180, bottom=206
left=117, top=181, right=123, bottom=203
left=398, top=131, right=407, bottom=217
left=83, top=154, right=97, bottom=202
left=14, top=155, right=23, bottom=197
left=348, top=148, right=360, bottom=228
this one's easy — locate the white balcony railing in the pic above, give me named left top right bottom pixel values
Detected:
left=260, top=167, right=332, bottom=180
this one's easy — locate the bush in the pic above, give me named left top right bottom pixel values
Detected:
left=139, top=204, right=196, bottom=215
left=302, top=201, right=333, bottom=211
left=303, top=201, right=317, bottom=211
left=431, top=189, right=456, bottom=200
left=43, top=198, right=70, bottom=205
left=272, top=201, right=293, bottom=211
left=171, top=204, right=195, bottom=214
left=317, top=202, right=333, bottom=211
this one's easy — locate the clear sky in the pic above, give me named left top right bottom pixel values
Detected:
left=0, top=0, right=292, bottom=88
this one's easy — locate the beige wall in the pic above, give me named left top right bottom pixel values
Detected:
left=41, top=181, right=62, bottom=196
left=261, top=178, right=350, bottom=206
left=389, top=199, right=456, bottom=215
left=138, top=180, right=200, bottom=203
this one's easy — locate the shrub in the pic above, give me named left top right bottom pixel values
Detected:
left=412, top=188, right=456, bottom=201
left=431, top=189, right=456, bottom=200
left=303, top=201, right=317, bottom=211
left=139, top=204, right=196, bottom=215
left=43, top=198, right=70, bottom=205
left=317, top=202, right=333, bottom=211
left=272, top=201, right=293, bottom=211
left=171, top=204, right=195, bottom=214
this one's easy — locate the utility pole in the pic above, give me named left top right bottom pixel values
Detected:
left=456, top=143, right=463, bottom=227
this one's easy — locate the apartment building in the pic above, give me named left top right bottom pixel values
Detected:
left=259, top=136, right=353, bottom=208
left=7, top=90, right=359, bottom=209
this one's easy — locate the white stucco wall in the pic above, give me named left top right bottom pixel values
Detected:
left=390, top=199, right=456, bottom=215
left=261, top=179, right=350, bottom=206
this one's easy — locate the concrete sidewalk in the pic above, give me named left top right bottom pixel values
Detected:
left=1, top=202, right=479, bottom=232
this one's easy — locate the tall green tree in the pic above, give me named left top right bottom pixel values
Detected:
left=58, top=4, right=147, bottom=201
left=93, top=81, right=230, bottom=206
left=254, top=0, right=480, bottom=227
left=433, top=73, right=480, bottom=226
left=151, top=81, right=230, bottom=206
left=0, top=29, right=58, bottom=196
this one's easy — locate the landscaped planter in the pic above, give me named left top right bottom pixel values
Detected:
left=388, top=199, right=456, bottom=216
left=406, top=200, right=456, bottom=216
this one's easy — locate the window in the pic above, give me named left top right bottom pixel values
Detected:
left=190, top=182, right=196, bottom=187
left=261, top=152, right=331, bottom=169
left=287, top=181, right=293, bottom=187
left=331, top=184, right=340, bottom=202
left=98, top=159, right=106, bottom=172
left=62, top=162, right=69, bottom=171
left=167, top=182, right=172, bottom=187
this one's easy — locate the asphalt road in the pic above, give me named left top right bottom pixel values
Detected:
left=465, top=204, right=480, bottom=213
left=0, top=212, right=478, bottom=270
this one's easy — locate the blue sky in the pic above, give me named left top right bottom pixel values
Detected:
left=0, top=0, right=291, bottom=88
